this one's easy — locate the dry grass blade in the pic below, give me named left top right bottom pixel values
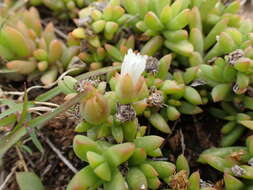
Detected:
left=0, top=91, right=88, bottom=160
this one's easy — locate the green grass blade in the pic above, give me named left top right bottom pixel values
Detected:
left=35, top=86, right=61, bottom=102
left=0, top=113, right=16, bottom=127
left=0, top=91, right=87, bottom=159
left=29, top=130, right=44, bottom=153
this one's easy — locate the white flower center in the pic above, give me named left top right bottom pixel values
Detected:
left=121, top=49, right=148, bottom=85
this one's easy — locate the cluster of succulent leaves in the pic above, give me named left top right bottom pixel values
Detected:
left=0, top=5, right=81, bottom=85
left=29, top=0, right=96, bottom=18
left=57, top=0, right=253, bottom=189
left=2, top=0, right=253, bottom=190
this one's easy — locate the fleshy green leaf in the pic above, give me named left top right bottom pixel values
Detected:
left=16, top=172, right=44, bottom=190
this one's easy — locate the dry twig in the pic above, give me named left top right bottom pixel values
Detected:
left=0, top=166, right=18, bottom=190
left=43, top=136, right=78, bottom=174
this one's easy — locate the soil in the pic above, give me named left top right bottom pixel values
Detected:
left=1, top=2, right=253, bottom=190
left=1, top=95, right=83, bottom=190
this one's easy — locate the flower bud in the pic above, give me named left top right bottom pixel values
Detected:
left=80, top=93, right=110, bottom=124
left=116, top=74, right=148, bottom=104
left=115, top=74, right=135, bottom=104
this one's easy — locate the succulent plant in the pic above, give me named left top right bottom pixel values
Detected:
left=199, top=135, right=253, bottom=182
left=0, top=7, right=80, bottom=85
left=2, top=0, right=253, bottom=190
left=58, top=48, right=210, bottom=142
left=29, top=0, right=97, bottom=19
left=67, top=135, right=177, bottom=190
left=208, top=101, right=253, bottom=147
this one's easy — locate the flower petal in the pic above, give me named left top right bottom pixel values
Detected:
left=121, top=49, right=147, bottom=85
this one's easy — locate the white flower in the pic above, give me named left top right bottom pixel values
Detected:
left=121, top=49, right=148, bottom=85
